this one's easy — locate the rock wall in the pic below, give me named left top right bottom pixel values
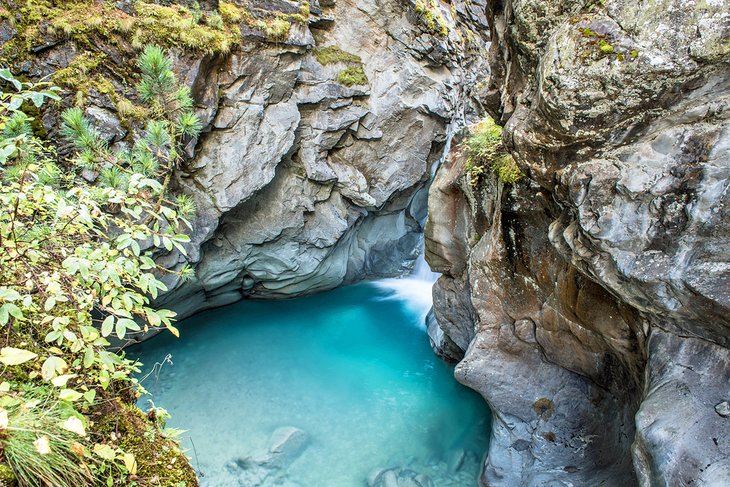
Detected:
left=7, top=0, right=490, bottom=319
left=153, top=0, right=492, bottom=317
left=427, top=0, right=730, bottom=485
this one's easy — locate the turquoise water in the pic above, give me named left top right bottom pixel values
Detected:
left=132, top=282, right=490, bottom=486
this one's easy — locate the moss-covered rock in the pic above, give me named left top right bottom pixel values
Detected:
left=336, top=66, right=368, bottom=87
left=0, top=463, right=18, bottom=486
left=95, top=400, right=198, bottom=486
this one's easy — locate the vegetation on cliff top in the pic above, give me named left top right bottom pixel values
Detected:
left=414, top=0, right=449, bottom=37
left=0, top=46, right=198, bottom=486
left=463, top=118, right=523, bottom=185
left=0, top=0, right=310, bottom=66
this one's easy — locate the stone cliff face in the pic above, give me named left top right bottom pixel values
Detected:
left=156, top=0, right=491, bottom=317
left=7, top=0, right=489, bottom=319
left=427, top=0, right=729, bottom=486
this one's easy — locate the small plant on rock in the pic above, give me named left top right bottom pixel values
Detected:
left=463, top=117, right=523, bottom=186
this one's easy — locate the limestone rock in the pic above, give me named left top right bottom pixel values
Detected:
left=146, top=0, right=492, bottom=317
left=427, top=0, right=730, bottom=485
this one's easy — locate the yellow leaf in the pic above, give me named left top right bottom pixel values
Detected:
left=0, top=408, right=8, bottom=430
left=62, top=416, right=86, bottom=436
left=71, top=442, right=86, bottom=456
left=123, top=452, right=137, bottom=474
left=51, top=374, right=77, bottom=387
left=0, top=347, right=38, bottom=366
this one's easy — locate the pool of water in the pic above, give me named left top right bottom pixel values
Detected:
left=132, top=282, right=491, bottom=486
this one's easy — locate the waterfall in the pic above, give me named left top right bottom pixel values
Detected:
left=374, top=247, right=440, bottom=330
left=411, top=251, right=439, bottom=282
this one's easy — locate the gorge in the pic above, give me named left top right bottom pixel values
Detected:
left=0, top=0, right=728, bottom=486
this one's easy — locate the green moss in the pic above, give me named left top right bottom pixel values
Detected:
left=261, top=17, right=291, bottom=41
left=414, top=0, right=449, bottom=37
left=132, top=2, right=238, bottom=54
left=51, top=52, right=107, bottom=91
left=314, top=46, right=362, bottom=65
left=313, top=46, right=368, bottom=87
left=493, top=154, right=523, bottom=184
left=576, top=23, right=637, bottom=61
left=0, top=462, right=18, bottom=485
left=463, top=118, right=523, bottom=186
left=336, top=66, right=368, bottom=86
left=597, top=39, right=614, bottom=54
left=218, top=1, right=251, bottom=23
left=579, top=27, right=598, bottom=38
left=95, top=400, right=197, bottom=486
left=1, top=0, right=303, bottom=67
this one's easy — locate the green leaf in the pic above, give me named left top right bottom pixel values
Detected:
left=2, top=303, right=23, bottom=320
left=59, top=388, right=83, bottom=402
left=9, top=96, right=23, bottom=111
left=83, top=347, right=95, bottom=368
left=0, top=347, right=38, bottom=366
left=84, top=389, right=96, bottom=404
left=51, top=374, right=77, bottom=387
left=0, top=288, right=21, bottom=301
left=0, top=68, right=22, bottom=90
left=94, top=443, right=117, bottom=461
left=30, top=91, right=46, bottom=108
left=41, top=356, right=67, bottom=381
left=101, top=315, right=114, bottom=337
left=44, top=330, right=63, bottom=343
left=115, top=319, right=126, bottom=340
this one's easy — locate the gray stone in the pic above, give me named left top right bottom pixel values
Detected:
left=151, top=0, right=490, bottom=316
left=715, top=401, right=730, bottom=418
left=427, top=0, right=730, bottom=485
left=267, top=426, right=309, bottom=466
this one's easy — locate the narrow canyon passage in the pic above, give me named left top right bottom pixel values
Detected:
left=131, top=279, right=491, bottom=486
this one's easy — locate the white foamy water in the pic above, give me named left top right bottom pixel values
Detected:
left=374, top=251, right=440, bottom=329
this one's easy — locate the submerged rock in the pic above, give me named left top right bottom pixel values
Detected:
left=224, top=426, right=309, bottom=486
left=266, top=427, right=309, bottom=468
left=369, top=467, right=434, bottom=487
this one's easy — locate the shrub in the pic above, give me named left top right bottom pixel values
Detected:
left=0, top=47, right=198, bottom=485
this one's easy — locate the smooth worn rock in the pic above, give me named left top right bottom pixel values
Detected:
left=267, top=426, right=309, bottom=467
left=149, top=0, right=491, bottom=318
left=427, top=0, right=730, bottom=485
